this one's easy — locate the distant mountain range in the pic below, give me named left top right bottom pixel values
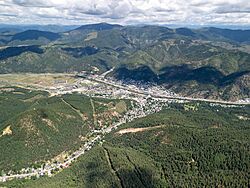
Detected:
left=72, top=23, right=123, bottom=31
left=0, top=24, right=79, bottom=33
left=0, top=23, right=249, bottom=100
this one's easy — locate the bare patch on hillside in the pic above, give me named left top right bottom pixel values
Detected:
left=20, top=116, right=37, bottom=133
left=56, top=112, right=76, bottom=120
left=84, top=32, right=98, bottom=41
left=42, top=118, right=58, bottom=131
left=0, top=125, right=12, bottom=137
left=24, top=94, right=44, bottom=102
left=117, top=125, right=164, bottom=135
left=161, top=135, right=172, bottom=144
left=237, top=115, right=250, bottom=121
left=211, top=124, right=220, bottom=129
left=53, top=151, right=69, bottom=163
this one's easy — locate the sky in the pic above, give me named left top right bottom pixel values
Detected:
left=0, top=0, right=249, bottom=26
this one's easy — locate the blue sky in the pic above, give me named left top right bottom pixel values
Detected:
left=0, top=0, right=249, bottom=26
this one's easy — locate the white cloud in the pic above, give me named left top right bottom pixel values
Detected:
left=0, top=0, right=248, bottom=26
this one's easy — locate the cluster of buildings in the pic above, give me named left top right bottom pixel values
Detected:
left=2, top=71, right=247, bottom=183
left=0, top=77, right=174, bottom=182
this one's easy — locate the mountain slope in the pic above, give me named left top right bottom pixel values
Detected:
left=0, top=87, right=130, bottom=172
left=0, top=24, right=249, bottom=100
left=11, top=30, right=61, bottom=41
left=198, top=27, right=250, bottom=43
left=3, top=102, right=249, bottom=187
left=0, top=45, right=43, bottom=60
left=111, top=65, right=250, bottom=101
left=73, top=23, right=123, bottom=31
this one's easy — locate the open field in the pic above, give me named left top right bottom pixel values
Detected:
left=0, top=73, right=77, bottom=87
left=117, top=125, right=164, bottom=134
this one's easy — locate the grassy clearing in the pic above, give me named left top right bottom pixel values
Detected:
left=0, top=73, right=77, bottom=87
left=116, top=125, right=164, bottom=135
left=84, top=32, right=98, bottom=41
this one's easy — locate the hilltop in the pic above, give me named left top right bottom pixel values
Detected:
left=0, top=86, right=131, bottom=173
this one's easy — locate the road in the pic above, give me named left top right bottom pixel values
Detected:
left=0, top=97, right=152, bottom=183
left=85, top=76, right=250, bottom=106
left=1, top=73, right=249, bottom=183
left=0, top=136, right=101, bottom=182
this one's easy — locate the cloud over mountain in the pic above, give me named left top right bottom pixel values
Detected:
left=0, top=0, right=249, bottom=25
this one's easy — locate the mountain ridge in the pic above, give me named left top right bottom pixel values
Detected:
left=0, top=23, right=249, bottom=100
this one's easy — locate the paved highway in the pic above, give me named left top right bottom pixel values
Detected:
left=86, top=76, right=249, bottom=106
left=1, top=73, right=248, bottom=183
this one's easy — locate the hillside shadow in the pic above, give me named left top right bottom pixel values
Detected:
left=81, top=159, right=164, bottom=188
left=159, top=65, right=224, bottom=85
left=118, top=167, right=164, bottom=188
left=0, top=45, right=44, bottom=60
left=112, top=64, right=249, bottom=87
left=62, top=46, right=99, bottom=58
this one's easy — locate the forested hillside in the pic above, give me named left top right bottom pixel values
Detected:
left=2, top=102, right=249, bottom=187
left=0, top=87, right=130, bottom=173
left=0, top=23, right=249, bottom=100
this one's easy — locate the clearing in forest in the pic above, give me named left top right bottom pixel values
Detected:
left=117, top=125, right=164, bottom=135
